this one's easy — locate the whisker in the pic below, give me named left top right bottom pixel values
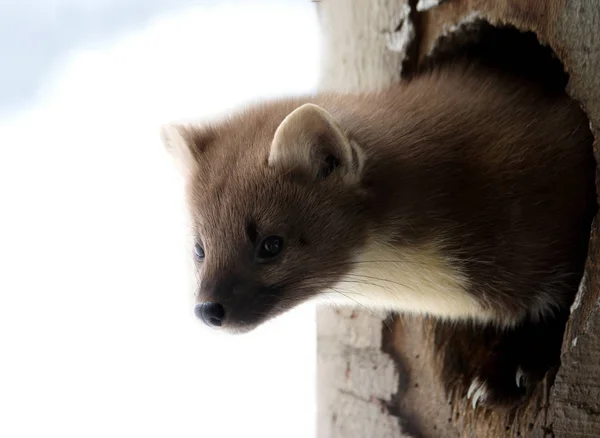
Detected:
left=325, top=286, right=393, bottom=331
left=342, top=273, right=413, bottom=290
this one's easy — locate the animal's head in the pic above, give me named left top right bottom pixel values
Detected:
left=162, top=101, right=371, bottom=333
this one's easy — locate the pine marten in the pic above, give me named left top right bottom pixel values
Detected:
left=161, top=62, right=596, bottom=407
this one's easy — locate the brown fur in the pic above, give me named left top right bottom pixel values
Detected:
left=163, top=61, right=595, bottom=335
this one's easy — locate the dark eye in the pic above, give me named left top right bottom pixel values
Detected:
left=257, top=236, right=284, bottom=261
left=194, top=242, right=205, bottom=261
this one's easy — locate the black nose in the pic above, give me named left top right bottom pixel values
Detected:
left=194, top=302, right=225, bottom=327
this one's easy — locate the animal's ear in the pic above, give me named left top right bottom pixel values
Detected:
left=268, top=103, right=365, bottom=184
left=160, top=123, right=212, bottom=176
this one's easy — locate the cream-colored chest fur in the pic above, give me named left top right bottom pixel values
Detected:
left=324, top=240, right=495, bottom=323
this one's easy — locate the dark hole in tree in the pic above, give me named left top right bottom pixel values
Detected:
left=405, top=19, right=569, bottom=94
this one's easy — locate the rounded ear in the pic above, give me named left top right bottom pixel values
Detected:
left=160, top=123, right=213, bottom=176
left=268, top=103, right=365, bottom=184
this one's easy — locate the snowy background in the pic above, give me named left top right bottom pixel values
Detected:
left=0, top=1, right=320, bottom=437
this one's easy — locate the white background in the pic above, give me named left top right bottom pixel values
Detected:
left=0, top=1, right=321, bottom=437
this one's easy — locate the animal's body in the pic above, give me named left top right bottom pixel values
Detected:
left=162, top=61, right=596, bottom=406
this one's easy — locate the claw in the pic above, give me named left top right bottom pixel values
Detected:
left=467, top=378, right=487, bottom=409
left=472, top=385, right=487, bottom=409
left=467, top=378, right=479, bottom=399
left=515, top=366, right=525, bottom=388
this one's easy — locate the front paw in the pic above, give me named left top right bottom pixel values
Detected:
left=465, top=366, right=531, bottom=409
left=435, top=314, right=567, bottom=410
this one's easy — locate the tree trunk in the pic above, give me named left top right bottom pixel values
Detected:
left=316, top=1, right=600, bottom=437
